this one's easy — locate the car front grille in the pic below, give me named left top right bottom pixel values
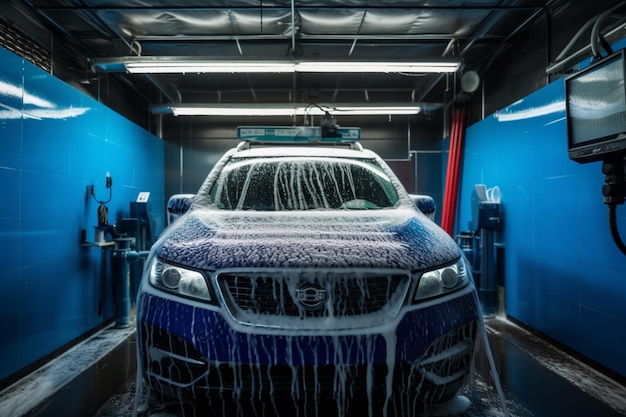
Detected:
left=217, top=271, right=410, bottom=329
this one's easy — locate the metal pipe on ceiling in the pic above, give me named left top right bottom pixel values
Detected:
left=546, top=7, right=626, bottom=75
left=132, top=34, right=493, bottom=42
left=291, top=0, right=296, bottom=53
left=35, top=5, right=545, bottom=12
left=547, top=24, right=626, bottom=75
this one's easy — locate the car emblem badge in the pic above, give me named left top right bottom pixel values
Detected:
left=295, top=284, right=328, bottom=311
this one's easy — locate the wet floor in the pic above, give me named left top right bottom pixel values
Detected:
left=5, top=317, right=626, bottom=417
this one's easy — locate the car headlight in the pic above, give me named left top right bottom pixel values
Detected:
left=413, top=258, right=469, bottom=302
left=149, top=258, right=212, bottom=302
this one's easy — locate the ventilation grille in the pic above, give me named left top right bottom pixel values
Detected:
left=216, top=270, right=411, bottom=330
left=0, top=19, right=50, bottom=73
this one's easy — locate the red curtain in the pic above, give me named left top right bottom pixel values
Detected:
left=441, top=108, right=466, bottom=235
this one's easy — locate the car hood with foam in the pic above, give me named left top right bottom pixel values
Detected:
left=156, top=207, right=459, bottom=271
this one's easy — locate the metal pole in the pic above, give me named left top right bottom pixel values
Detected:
left=112, top=238, right=149, bottom=327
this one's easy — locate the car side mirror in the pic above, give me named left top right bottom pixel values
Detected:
left=167, top=194, right=196, bottom=225
left=409, top=194, right=436, bottom=221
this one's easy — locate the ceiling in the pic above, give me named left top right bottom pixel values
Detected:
left=17, top=0, right=563, bottom=114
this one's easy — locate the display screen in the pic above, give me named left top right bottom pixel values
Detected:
left=566, top=51, right=626, bottom=162
left=568, top=55, right=626, bottom=145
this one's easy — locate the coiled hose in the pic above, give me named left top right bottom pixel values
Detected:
left=608, top=203, right=626, bottom=256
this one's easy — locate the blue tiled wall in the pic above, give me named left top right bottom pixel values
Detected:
left=0, top=47, right=165, bottom=382
left=457, top=78, right=626, bottom=377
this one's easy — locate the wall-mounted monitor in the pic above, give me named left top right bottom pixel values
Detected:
left=566, top=49, right=626, bottom=163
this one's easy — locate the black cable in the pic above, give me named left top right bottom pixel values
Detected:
left=599, top=34, right=614, bottom=56
left=608, top=203, right=626, bottom=256
left=91, top=183, right=112, bottom=205
left=303, top=103, right=333, bottom=127
left=305, top=103, right=331, bottom=116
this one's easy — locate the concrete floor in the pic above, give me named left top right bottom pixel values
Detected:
left=2, top=317, right=626, bottom=417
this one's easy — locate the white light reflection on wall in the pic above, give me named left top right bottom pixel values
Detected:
left=0, top=80, right=55, bottom=108
left=0, top=106, right=90, bottom=120
left=494, top=100, right=565, bottom=122
left=0, top=81, right=89, bottom=120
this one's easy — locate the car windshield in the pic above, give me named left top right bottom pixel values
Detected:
left=207, top=156, right=400, bottom=211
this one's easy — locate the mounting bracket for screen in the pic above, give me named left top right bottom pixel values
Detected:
left=602, top=157, right=626, bottom=205
left=602, top=156, right=626, bottom=256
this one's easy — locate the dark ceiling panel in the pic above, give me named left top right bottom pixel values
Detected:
left=12, top=0, right=565, bottom=114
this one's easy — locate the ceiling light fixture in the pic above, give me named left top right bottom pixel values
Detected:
left=296, top=61, right=460, bottom=73
left=99, top=57, right=459, bottom=74
left=125, top=61, right=296, bottom=74
left=150, top=103, right=422, bottom=116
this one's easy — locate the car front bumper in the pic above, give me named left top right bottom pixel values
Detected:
left=137, top=285, right=478, bottom=415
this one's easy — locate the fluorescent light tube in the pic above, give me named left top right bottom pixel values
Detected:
left=171, top=106, right=298, bottom=116
left=333, top=106, right=421, bottom=115
left=125, top=61, right=295, bottom=74
left=122, top=59, right=459, bottom=74
left=160, top=104, right=421, bottom=116
left=296, top=61, right=460, bottom=73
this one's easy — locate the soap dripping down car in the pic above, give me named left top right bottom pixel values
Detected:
left=134, top=126, right=481, bottom=417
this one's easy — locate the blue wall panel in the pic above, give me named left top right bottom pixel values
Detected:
left=0, top=46, right=165, bottom=381
left=457, top=79, right=626, bottom=376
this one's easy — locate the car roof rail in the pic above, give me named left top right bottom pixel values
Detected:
left=236, top=141, right=251, bottom=151
left=350, top=141, right=363, bottom=151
